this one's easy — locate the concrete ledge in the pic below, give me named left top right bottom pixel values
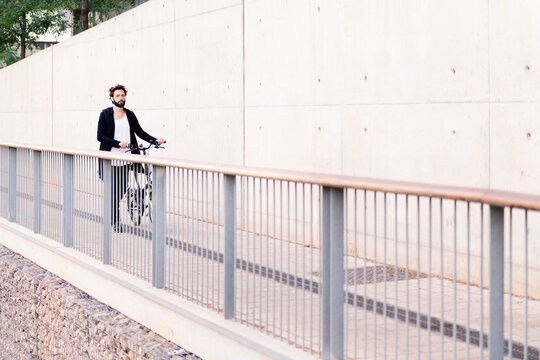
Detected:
left=0, top=218, right=315, bottom=360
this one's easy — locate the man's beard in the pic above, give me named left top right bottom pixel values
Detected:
left=112, top=99, right=125, bottom=108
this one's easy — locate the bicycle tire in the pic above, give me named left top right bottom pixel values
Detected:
left=148, top=186, right=153, bottom=223
left=126, top=188, right=141, bottom=226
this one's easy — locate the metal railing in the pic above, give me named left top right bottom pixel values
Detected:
left=0, top=142, right=539, bottom=360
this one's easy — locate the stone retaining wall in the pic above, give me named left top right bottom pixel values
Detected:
left=0, top=245, right=202, bottom=360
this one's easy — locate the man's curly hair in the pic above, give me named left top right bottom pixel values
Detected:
left=109, top=84, right=128, bottom=97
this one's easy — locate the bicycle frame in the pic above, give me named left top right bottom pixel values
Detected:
left=125, top=141, right=164, bottom=225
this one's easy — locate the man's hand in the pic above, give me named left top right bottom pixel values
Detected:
left=119, top=142, right=129, bottom=148
left=157, top=138, right=166, bottom=145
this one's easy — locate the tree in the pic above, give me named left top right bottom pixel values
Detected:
left=0, top=0, right=142, bottom=67
left=0, top=0, right=69, bottom=61
left=0, top=14, right=18, bottom=67
left=66, top=0, right=131, bottom=35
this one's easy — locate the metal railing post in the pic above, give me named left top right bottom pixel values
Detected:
left=8, top=147, right=16, bottom=222
left=152, top=165, right=166, bottom=288
left=489, top=205, right=504, bottom=359
left=63, top=154, right=73, bottom=247
left=322, top=186, right=344, bottom=360
left=102, top=160, right=112, bottom=264
left=33, top=150, right=41, bottom=233
left=223, top=174, right=236, bottom=319
left=322, top=187, right=331, bottom=359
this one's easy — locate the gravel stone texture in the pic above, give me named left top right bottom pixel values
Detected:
left=0, top=245, right=203, bottom=360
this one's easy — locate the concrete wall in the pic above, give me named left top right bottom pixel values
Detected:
left=1, top=0, right=539, bottom=296
left=0, top=0, right=539, bottom=193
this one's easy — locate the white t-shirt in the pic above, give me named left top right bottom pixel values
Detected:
left=111, top=114, right=130, bottom=166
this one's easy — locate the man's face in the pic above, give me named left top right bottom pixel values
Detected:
left=111, top=89, right=126, bottom=107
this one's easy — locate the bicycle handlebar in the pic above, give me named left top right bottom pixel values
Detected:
left=125, top=140, right=166, bottom=153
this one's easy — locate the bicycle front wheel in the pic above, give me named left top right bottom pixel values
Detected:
left=126, top=187, right=142, bottom=226
left=148, top=186, right=153, bottom=223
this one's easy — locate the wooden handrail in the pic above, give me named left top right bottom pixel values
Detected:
left=3, top=142, right=540, bottom=210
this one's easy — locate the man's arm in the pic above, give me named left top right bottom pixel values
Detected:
left=129, top=111, right=157, bottom=143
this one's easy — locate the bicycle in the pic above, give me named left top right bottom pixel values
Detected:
left=124, top=140, right=165, bottom=226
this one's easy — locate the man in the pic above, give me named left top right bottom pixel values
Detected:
left=97, top=84, right=165, bottom=232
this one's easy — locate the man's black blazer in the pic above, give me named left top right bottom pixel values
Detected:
left=97, top=107, right=156, bottom=154
left=97, top=107, right=156, bottom=179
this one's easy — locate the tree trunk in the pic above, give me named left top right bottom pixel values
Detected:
left=19, top=15, right=26, bottom=59
left=73, top=8, right=81, bottom=35
left=20, top=37, right=25, bottom=59
left=81, top=0, right=90, bottom=31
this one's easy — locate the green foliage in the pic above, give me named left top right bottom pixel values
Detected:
left=0, top=0, right=137, bottom=67
left=62, top=0, right=130, bottom=14
left=0, top=47, right=19, bottom=68
left=64, top=0, right=132, bottom=34
left=0, top=12, right=17, bottom=59
left=0, top=0, right=69, bottom=65
left=88, top=0, right=132, bottom=18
